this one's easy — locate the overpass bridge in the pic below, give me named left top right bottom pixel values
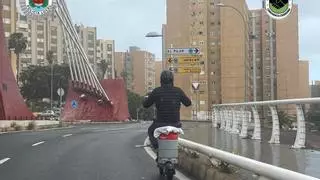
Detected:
left=0, top=0, right=319, bottom=179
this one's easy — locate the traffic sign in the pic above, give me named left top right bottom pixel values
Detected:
left=167, top=48, right=200, bottom=55
left=71, top=100, right=78, bottom=109
left=57, top=88, right=64, bottom=96
left=177, top=67, right=201, bottom=73
left=175, top=56, right=200, bottom=65
left=192, top=82, right=200, bottom=90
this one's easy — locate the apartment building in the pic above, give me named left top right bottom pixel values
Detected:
left=166, top=0, right=309, bottom=120
left=130, top=46, right=155, bottom=96
left=2, top=0, right=17, bottom=76
left=15, top=13, right=64, bottom=72
left=155, top=60, right=162, bottom=87
left=250, top=5, right=309, bottom=116
left=96, top=39, right=115, bottom=79
left=75, top=24, right=97, bottom=73
left=114, top=51, right=133, bottom=90
left=165, top=0, right=251, bottom=120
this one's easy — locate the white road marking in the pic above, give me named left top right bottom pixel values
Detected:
left=63, top=134, right=72, bottom=138
left=143, top=138, right=191, bottom=180
left=0, top=158, right=10, bottom=165
left=32, top=141, right=45, bottom=147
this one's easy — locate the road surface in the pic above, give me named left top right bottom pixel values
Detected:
left=0, top=123, right=182, bottom=180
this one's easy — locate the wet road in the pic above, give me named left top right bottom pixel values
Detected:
left=0, top=123, right=183, bottom=180
left=181, top=122, right=320, bottom=179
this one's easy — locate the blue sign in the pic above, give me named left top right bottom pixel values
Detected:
left=71, top=100, right=78, bottom=109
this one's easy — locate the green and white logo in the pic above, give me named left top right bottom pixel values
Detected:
left=19, top=0, right=57, bottom=18
left=264, top=0, right=293, bottom=20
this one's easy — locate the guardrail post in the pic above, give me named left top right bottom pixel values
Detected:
left=268, top=106, right=280, bottom=144
left=231, top=109, right=240, bottom=134
left=220, top=109, right=226, bottom=130
left=240, top=108, right=249, bottom=138
left=226, top=108, right=232, bottom=132
left=251, top=106, right=261, bottom=140
left=212, top=108, right=218, bottom=127
left=292, top=104, right=306, bottom=149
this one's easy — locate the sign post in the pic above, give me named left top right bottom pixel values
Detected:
left=167, top=47, right=202, bottom=120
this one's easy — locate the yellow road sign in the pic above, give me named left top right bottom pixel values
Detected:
left=177, top=67, right=201, bottom=73
left=176, top=56, right=200, bottom=65
left=167, top=56, right=200, bottom=65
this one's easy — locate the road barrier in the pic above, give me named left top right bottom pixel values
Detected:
left=212, top=98, right=320, bottom=148
left=178, top=138, right=320, bottom=180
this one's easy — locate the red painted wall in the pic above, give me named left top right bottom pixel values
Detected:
left=61, top=79, right=130, bottom=121
left=0, top=3, right=34, bottom=120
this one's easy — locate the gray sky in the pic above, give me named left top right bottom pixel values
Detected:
left=66, top=0, right=320, bottom=81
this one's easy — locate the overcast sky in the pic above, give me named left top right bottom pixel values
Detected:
left=65, top=0, right=320, bottom=81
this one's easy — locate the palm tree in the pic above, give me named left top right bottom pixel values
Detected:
left=97, top=59, right=109, bottom=80
left=8, top=33, right=28, bottom=81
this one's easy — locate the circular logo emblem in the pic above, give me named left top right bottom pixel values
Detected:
left=19, top=0, right=57, bottom=18
left=264, top=0, right=293, bottom=20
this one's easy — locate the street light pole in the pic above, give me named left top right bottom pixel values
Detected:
left=50, top=62, right=53, bottom=112
left=217, top=3, right=249, bottom=102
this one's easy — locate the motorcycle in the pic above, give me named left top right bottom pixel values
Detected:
left=154, top=126, right=183, bottom=180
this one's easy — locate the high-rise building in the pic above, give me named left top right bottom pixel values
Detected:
left=114, top=51, right=134, bottom=90
left=130, top=46, right=155, bottom=96
left=16, top=14, right=64, bottom=71
left=2, top=0, right=17, bottom=76
left=166, top=0, right=309, bottom=120
left=155, top=60, right=162, bottom=87
left=75, top=24, right=97, bottom=73
left=165, top=0, right=250, bottom=120
left=96, top=39, right=115, bottom=79
left=250, top=5, right=309, bottom=116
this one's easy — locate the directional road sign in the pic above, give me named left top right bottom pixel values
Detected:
left=167, top=48, right=200, bottom=55
left=169, top=67, right=201, bottom=74
left=71, top=100, right=78, bottom=109
left=175, top=56, right=200, bottom=65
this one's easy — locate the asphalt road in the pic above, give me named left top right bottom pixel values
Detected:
left=0, top=122, right=180, bottom=180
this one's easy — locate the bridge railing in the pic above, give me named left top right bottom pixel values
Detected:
left=212, top=98, right=320, bottom=148
left=178, top=138, right=319, bottom=180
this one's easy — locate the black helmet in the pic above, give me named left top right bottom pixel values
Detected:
left=160, top=70, right=174, bottom=86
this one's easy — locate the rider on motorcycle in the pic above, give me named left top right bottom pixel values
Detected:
left=143, top=70, right=191, bottom=151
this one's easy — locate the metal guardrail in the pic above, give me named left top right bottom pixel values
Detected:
left=211, top=98, right=320, bottom=148
left=179, top=138, right=320, bottom=180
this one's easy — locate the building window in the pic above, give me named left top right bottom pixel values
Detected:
left=210, top=12, right=214, bottom=16
left=210, top=2, right=214, bottom=6
left=199, top=21, right=204, bottom=25
left=192, top=41, right=197, bottom=45
left=210, top=32, right=214, bottom=36
left=199, top=31, right=203, bottom=35
left=107, top=44, right=112, bottom=51
left=199, top=41, right=204, bottom=45
left=210, top=22, right=215, bottom=26
left=191, top=12, right=196, bottom=16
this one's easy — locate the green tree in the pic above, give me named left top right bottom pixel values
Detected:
left=127, top=90, right=154, bottom=120
left=277, top=110, right=294, bottom=129
left=46, top=50, right=54, bottom=65
left=306, top=107, right=320, bottom=131
left=97, top=60, right=109, bottom=80
left=8, top=32, right=28, bottom=81
left=20, top=64, right=70, bottom=101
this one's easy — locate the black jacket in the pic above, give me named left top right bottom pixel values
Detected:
left=143, top=85, right=191, bottom=124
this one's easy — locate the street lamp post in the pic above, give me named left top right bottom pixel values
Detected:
left=216, top=3, right=249, bottom=102
left=145, top=31, right=165, bottom=70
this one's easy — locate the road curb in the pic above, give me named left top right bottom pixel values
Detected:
left=0, top=126, right=75, bottom=135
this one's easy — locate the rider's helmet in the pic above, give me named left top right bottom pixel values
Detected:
left=160, top=70, right=174, bottom=86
